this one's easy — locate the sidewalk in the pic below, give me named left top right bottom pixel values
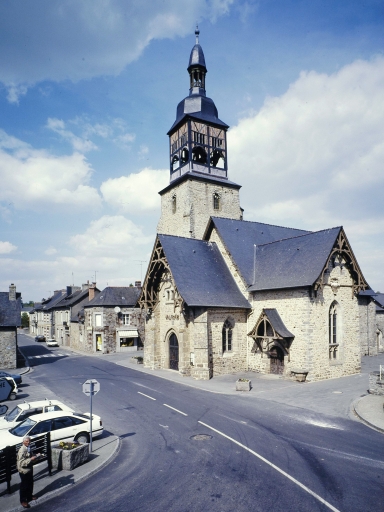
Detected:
left=0, top=434, right=120, bottom=512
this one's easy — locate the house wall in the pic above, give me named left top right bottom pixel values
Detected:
left=358, top=298, right=377, bottom=356
left=250, top=259, right=361, bottom=381
left=376, top=311, right=384, bottom=353
left=157, top=179, right=242, bottom=239
left=0, top=328, right=17, bottom=369
left=54, top=310, right=70, bottom=346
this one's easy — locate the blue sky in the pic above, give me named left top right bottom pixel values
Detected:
left=0, top=0, right=383, bottom=301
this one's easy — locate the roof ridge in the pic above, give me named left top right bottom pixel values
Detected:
left=255, top=226, right=342, bottom=248
left=211, top=216, right=311, bottom=232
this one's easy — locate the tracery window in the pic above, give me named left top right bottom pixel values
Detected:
left=222, top=318, right=234, bottom=353
left=329, top=302, right=339, bottom=360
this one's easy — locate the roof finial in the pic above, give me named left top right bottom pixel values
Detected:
left=195, top=24, right=200, bottom=44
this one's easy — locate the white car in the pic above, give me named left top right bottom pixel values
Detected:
left=0, top=410, right=103, bottom=449
left=0, top=399, right=74, bottom=430
left=46, top=339, right=59, bottom=347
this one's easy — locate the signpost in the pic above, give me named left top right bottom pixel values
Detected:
left=82, top=379, right=100, bottom=452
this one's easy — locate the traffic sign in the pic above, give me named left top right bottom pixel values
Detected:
left=0, top=378, right=13, bottom=402
left=82, top=379, right=100, bottom=396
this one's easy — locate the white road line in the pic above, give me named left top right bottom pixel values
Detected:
left=198, top=421, right=340, bottom=512
left=163, top=404, right=188, bottom=416
left=138, top=392, right=156, bottom=400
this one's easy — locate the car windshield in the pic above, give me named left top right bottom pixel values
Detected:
left=5, top=406, right=21, bottom=422
left=10, top=417, right=36, bottom=437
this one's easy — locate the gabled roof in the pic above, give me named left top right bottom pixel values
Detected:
left=249, top=228, right=341, bottom=291
left=0, top=292, right=22, bottom=327
left=263, top=309, right=294, bottom=338
left=205, top=217, right=311, bottom=285
left=85, top=287, right=140, bottom=307
left=158, top=235, right=250, bottom=308
left=39, top=290, right=66, bottom=311
left=55, top=288, right=91, bottom=309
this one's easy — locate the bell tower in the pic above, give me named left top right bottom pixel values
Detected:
left=157, top=28, right=242, bottom=239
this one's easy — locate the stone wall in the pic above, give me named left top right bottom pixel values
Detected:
left=157, top=178, right=242, bottom=239
left=0, top=328, right=17, bottom=369
left=376, top=311, right=384, bottom=353
left=250, top=259, right=361, bottom=381
left=358, top=298, right=377, bottom=356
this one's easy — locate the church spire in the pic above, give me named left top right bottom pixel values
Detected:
left=188, top=26, right=207, bottom=96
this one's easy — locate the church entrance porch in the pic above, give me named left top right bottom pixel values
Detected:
left=169, top=333, right=179, bottom=370
left=269, top=346, right=284, bottom=375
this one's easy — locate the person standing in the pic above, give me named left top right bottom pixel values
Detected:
left=17, top=436, right=39, bottom=509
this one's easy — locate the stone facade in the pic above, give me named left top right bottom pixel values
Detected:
left=358, top=297, right=377, bottom=356
left=75, top=306, right=145, bottom=354
left=157, top=178, right=242, bottom=239
left=0, top=328, right=17, bottom=369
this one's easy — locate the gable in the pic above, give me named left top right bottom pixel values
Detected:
left=139, top=235, right=251, bottom=310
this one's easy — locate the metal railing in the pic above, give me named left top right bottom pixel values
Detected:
left=0, top=432, right=52, bottom=493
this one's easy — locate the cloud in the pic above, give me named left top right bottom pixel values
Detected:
left=228, top=56, right=384, bottom=289
left=100, top=167, right=168, bottom=213
left=0, top=241, right=17, bottom=254
left=0, top=129, right=101, bottom=210
left=45, top=247, right=58, bottom=256
left=0, top=0, right=234, bottom=101
left=47, top=118, right=98, bottom=152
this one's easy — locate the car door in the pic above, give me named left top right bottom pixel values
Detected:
left=51, top=416, right=78, bottom=442
left=28, top=419, right=52, bottom=440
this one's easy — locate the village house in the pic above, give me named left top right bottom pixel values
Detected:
left=0, top=284, right=22, bottom=369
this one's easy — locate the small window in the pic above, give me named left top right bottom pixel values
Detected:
left=172, top=195, right=177, bottom=214
left=95, top=314, right=102, bottom=327
left=329, top=303, right=339, bottom=360
left=222, top=318, right=234, bottom=353
left=122, top=314, right=130, bottom=325
left=213, top=193, right=220, bottom=211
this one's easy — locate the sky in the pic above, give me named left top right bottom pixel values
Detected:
left=0, top=0, right=383, bottom=302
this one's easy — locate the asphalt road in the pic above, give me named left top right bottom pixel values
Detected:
left=14, top=334, right=384, bottom=512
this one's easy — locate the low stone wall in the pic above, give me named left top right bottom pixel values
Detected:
left=368, top=371, right=384, bottom=395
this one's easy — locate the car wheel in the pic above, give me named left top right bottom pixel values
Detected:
left=76, top=433, right=90, bottom=444
left=9, top=393, right=16, bottom=401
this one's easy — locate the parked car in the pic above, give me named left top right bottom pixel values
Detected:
left=0, top=399, right=74, bottom=430
left=46, top=339, right=59, bottom=347
left=0, top=370, right=22, bottom=385
left=35, top=335, right=46, bottom=342
left=0, top=377, right=18, bottom=402
left=0, top=410, right=103, bottom=449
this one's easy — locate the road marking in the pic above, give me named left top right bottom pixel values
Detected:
left=163, top=404, right=188, bottom=416
left=28, top=354, right=66, bottom=359
left=198, top=421, right=340, bottom=512
left=138, top=392, right=156, bottom=400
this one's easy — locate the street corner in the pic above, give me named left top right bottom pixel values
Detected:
left=353, top=394, right=384, bottom=433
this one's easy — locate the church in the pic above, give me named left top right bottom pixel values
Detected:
left=138, top=29, right=376, bottom=381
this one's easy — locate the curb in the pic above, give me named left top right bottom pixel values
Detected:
left=351, top=397, right=384, bottom=435
left=6, top=436, right=121, bottom=512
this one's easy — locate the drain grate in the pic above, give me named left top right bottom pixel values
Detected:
left=190, top=434, right=212, bottom=441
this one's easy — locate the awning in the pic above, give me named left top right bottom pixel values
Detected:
left=118, top=330, right=139, bottom=338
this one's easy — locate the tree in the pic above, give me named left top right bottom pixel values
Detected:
left=21, top=313, right=30, bottom=328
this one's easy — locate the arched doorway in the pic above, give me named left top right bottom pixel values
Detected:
left=269, top=346, right=284, bottom=375
left=169, top=333, right=179, bottom=371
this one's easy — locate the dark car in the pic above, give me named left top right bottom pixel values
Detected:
left=35, top=335, right=46, bottom=342
left=0, top=371, right=22, bottom=385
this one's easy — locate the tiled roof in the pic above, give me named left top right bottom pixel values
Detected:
left=0, top=292, right=22, bottom=327
left=248, top=227, right=341, bottom=291
left=85, top=287, right=141, bottom=307
left=159, top=235, right=251, bottom=309
left=206, top=217, right=311, bottom=286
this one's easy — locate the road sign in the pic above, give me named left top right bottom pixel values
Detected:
left=0, top=378, right=13, bottom=402
left=82, top=379, right=100, bottom=396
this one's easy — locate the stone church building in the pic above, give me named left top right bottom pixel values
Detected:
left=139, top=29, right=377, bottom=381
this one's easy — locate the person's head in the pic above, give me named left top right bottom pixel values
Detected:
left=23, top=436, right=31, bottom=446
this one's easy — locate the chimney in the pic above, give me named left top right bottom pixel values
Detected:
left=9, top=283, right=16, bottom=301
left=89, top=282, right=96, bottom=301
left=66, top=286, right=73, bottom=296
left=135, top=281, right=142, bottom=289
left=82, top=280, right=90, bottom=292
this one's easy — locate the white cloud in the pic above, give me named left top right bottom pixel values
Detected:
left=45, top=247, right=58, bottom=256
left=0, top=0, right=235, bottom=101
left=0, top=241, right=17, bottom=254
left=47, top=118, right=98, bottom=152
left=100, top=167, right=168, bottom=213
left=228, top=56, right=384, bottom=289
left=0, top=130, right=101, bottom=209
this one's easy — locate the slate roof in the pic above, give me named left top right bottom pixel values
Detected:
left=374, top=293, right=384, bottom=312
left=0, top=292, right=22, bottom=327
left=264, top=309, right=294, bottom=338
left=85, top=287, right=141, bottom=308
left=159, top=235, right=251, bottom=309
left=249, top=228, right=341, bottom=292
left=38, top=290, right=67, bottom=311
left=55, top=288, right=91, bottom=308
left=207, top=217, right=312, bottom=286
